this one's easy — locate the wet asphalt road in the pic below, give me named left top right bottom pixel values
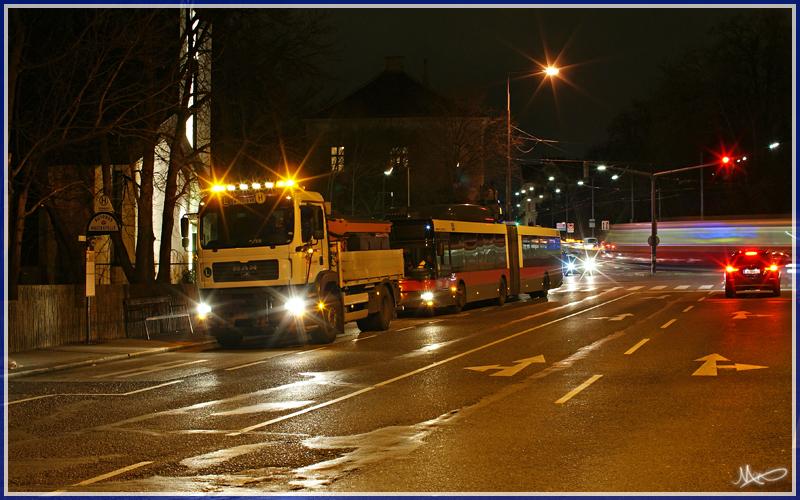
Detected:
left=5, top=265, right=795, bottom=494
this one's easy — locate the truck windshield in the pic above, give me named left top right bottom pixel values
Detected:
left=198, top=197, right=294, bottom=249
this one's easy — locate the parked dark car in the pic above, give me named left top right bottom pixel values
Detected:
left=724, top=250, right=787, bottom=298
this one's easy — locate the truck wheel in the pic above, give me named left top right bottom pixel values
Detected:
left=371, top=290, right=393, bottom=331
left=214, top=331, right=243, bottom=349
left=312, top=292, right=342, bottom=344
left=495, top=278, right=507, bottom=306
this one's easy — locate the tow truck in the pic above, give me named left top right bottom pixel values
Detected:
left=182, top=180, right=404, bottom=348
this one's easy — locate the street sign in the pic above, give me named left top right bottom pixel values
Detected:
left=567, top=223, right=574, bottom=233
left=86, top=212, right=120, bottom=235
left=602, top=220, right=610, bottom=230
left=94, top=194, right=113, bottom=213
left=556, top=222, right=566, bottom=231
left=589, top=218, right=595, bottom=228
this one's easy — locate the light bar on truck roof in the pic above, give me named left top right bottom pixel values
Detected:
left=209, top=179, right=296, bottom=193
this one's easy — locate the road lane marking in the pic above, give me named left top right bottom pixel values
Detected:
left=624, top=339, right=650, bottom=355
left=650, top=285, right=666, bottom=290
left=628, top=286, right=643, bottom=291
left=675, top=285, right=689, bottom=290
left=72, top=461, right=153, bottom=486
left=698, top=297, right=706, bottom=302
left=396, top=326, right=415, bottom=332
left=96, top=359, right=207, bottom=379
left=699, top=285, right=713, bottom=289
left=465, top=356, right=546, bottom=377
left=228, top=294, right=635, bottom=436
left=6, top=380, right=183, bottom=405
left=555, top=375, right=603, bottom=404
left=693, top=354, right=768, bottom=376
left=683, top=306, right=694, bottom=312
left=661, top=319, right=677, bottom=328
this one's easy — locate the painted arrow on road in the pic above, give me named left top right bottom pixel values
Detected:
left=465, top=355, right=546, bottom=377
left=732, top=311, right=773, bottom=320
left=692, top=354, right=768, bottom=376
left=590, top=313, right=633, bottom=321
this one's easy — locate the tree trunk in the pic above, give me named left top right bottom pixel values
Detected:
left=100, top=134, right=136, bottom=283
left=134, top=137, right=157, bottom=284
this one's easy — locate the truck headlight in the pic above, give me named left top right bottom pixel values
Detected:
left=286, top=298, right=306, bottom=316
left=583, top=258, right=597, bottom=272
left=197, top=303, right=211, bottom=320
left=421, top=292, right=434, bottom=301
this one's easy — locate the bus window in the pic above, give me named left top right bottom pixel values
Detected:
left=495, top=233, right=507, bottom=269
left=451, top=233, right=464, bottom=272
left=464, top=233, right=478, bottom=271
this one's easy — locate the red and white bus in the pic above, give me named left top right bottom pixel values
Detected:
left=386, top=205, right=563, bottom=313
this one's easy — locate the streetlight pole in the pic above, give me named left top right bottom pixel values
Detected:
left=506, top=67, right=558, bottom=221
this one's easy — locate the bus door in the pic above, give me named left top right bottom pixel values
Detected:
left=506, top=225, right=520, bottom=295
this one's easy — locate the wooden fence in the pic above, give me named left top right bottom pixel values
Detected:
left=6, top=284, right=202, bottom=353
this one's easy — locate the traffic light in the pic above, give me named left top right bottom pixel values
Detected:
left=721, top=156, right=730, bottom=165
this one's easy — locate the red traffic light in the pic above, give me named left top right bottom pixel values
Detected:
left=722, top=156, right=730, bottom=164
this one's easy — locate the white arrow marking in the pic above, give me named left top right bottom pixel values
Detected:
left=693, top=354, right=768, bottom=376
left=465, top=355, right=546, bottom=377
left=732, top=311, right=772, bottom=320
left=609, top=313, right=633, bottom=321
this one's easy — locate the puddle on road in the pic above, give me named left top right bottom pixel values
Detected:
left=211, top=400, right=314, bottom=417
left=290, top=410, right=459, bottom=489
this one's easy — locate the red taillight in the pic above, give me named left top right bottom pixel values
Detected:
left=726, top=266, right=738, bottom=273
left=769, top=265, right=778, bottom=271
left=745, top=251, right=758, bottom=256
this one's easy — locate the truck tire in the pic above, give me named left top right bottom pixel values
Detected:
left=371, top=289, right=393, bottom=331
left=312, top=291, right=343, bottom=344
left=214, top=331, right=243, bottom=349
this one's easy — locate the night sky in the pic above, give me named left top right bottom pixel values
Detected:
left=315, top=6, right=773, bottom=159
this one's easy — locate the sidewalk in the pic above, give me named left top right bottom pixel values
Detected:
left=5, top=330, right=218, bottom=380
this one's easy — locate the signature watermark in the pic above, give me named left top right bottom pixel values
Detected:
left=733, top=465, right=788, bottom=488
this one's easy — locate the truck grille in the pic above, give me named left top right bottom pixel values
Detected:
left=212, top=260, right=279, bottom=282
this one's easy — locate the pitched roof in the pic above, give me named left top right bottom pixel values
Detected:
left=310, top=66, right=454, bottom=120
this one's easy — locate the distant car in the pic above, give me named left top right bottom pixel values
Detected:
left=562, top=250, right=599, bottom=275
left=724, top=250, right=786, bottom=298
left=583, top=237, right=599, bottom=248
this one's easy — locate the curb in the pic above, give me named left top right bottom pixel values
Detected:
left=6, top=338, right=218, bottom=380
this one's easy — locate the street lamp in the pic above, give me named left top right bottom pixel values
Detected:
left=507, top=66, right=559, bottom=220
left=382, top=167, right=393, bottom=215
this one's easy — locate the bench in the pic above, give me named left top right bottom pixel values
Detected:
left=123, top=295, right=193, bottom=339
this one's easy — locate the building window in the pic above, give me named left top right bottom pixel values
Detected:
left=331, top=146, right=345, bottom=172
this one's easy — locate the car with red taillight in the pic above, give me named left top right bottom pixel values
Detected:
left=724, top=250, right=787, bottom=298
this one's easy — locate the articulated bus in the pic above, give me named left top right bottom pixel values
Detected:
left=385, top=205, right=563, bottom=313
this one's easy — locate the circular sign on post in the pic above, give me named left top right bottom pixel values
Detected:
left=86, top=212, right=120, bottom=235
left=647, top=235, right=660, bottom=246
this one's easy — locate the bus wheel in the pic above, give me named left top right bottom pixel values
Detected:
left=495, top=278, right=507, bottom=306
left=537, top=273, right=550, bottom=298
left=450, top=282, right=467, bottom=314
left=312, top=290, right=343, bottom=344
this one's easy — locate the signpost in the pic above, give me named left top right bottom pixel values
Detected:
left=83, top=198, right=120, bottom=344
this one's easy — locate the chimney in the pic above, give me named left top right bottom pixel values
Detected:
left=423, top=59, right=429, bottom=86
left=386, top=56, right=404, bottom=73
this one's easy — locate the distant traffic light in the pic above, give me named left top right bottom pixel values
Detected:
left=722, top=156, right=730, bottom=164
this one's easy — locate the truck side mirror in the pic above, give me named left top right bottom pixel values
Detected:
left=180, top=217, right=189, bottom=238
left=181, top=237, right=190, bottom=249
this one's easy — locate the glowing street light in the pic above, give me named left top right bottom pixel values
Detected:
left=506, top=66, right=559, bottom=219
